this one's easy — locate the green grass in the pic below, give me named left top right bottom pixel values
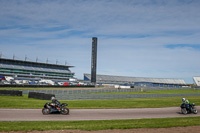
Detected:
left=0, top=117, right=200, bottom=132
left=0, top=95, right=49, bottom=109
left=0, top=95, right=200, bottom=109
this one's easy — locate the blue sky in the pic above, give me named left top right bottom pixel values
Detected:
left=0, top=0, right=200, bottom=83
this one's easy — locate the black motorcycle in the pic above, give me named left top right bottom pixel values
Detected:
left=42, top=102, right=69, bottom=115
left=180, top=103, right=198, bottom=114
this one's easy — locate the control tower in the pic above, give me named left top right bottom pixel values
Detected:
left=91, top=37, right=97, bottom=84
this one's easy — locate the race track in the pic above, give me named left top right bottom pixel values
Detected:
left=1, top=106, right=200, bottom=121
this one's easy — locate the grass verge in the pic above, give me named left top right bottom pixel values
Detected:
left=0, top=95, right=200, bottom=109
left=0, top=117, right=200, bottom=132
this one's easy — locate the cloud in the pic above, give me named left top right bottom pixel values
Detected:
left=0, top=0, right=200, bottom=83
left=1, top=0, right=200, bottom=33
left=165, top=44, right=200, bottom=50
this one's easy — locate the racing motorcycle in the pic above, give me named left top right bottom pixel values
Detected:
left=42, top=102, right=69, bottom=115
left=180, top=103, right=198, bottom=114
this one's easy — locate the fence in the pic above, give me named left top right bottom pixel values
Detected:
left=0, top=90, right=22, bottom=96
left=56, top=93, right=200, bottom=100
left=18, top=87, right=200, bottom=100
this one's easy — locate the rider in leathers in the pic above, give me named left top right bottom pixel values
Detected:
left=51, top=96, right=61, bottom=110
left=182, top=98, right=192, bottom=111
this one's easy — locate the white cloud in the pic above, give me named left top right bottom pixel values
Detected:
left=0, top=0, right=200, bottom=83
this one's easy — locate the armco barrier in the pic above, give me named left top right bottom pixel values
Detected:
left=28, top=92, right=55, bottom=100
left=0, top=90, right=22, bottom=96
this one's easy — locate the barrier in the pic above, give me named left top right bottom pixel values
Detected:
left=28, top=92, right=55, bottom=100
left=0, top=90, right=22, bottom=96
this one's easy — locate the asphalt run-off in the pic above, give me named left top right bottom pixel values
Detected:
left=0, top=107, right=200, bottom=121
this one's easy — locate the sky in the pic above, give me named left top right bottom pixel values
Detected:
left=0, top=0, right=200, bottom=83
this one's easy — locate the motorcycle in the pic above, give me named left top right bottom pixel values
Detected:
left=42, top=102, right=69, bottom=115
left=180, top=103, right=198, bottom=114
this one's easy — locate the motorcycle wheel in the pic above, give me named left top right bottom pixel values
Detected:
left=61, top=107, right=69, bottom=115
left=42, top=108, right=50, bottom=115
left=181, top=108, right=187, bottom=114
left=193, top=108, right=198, bottom=114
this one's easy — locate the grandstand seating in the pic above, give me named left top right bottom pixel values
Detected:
left=84, top=73, right=186, bottom=87
left=193, top=77, right=200, bottom=86
left=0, top=58, right=74, bottom=80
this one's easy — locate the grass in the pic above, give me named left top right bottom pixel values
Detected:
left=0, top=95, right=200, bottom=109
left=0, top=95, right=49, bottom=109
left=0, top=117, right=200, bottom=132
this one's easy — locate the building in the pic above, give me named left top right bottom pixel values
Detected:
left=0, top=58, right=75, bottom=82
left=84, top=73, right=186, bottom=87
left=193, top=77, right=200, bottom=86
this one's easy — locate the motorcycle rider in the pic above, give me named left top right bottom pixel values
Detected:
left=182, top=98, right=192, bottom=110
left=51, top=96, right=61, bottom=108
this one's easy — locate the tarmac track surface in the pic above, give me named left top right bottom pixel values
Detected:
left=0, top=106, right=200, bottom=121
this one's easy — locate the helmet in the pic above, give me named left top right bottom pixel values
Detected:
left=51, top=96, right=55, bottom=101
left=182, top=98, right=186, bottom=102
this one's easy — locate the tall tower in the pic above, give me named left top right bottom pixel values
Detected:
left=91, top=37, right=97, bottom=84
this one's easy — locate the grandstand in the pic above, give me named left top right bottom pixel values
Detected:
left=193, top=77, right=200, bottom=86
left=84, top=73, right=186, bottom=87
left=0, top=58, right=75, bottom=81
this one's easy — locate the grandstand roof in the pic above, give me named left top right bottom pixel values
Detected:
left=84, top=73, right=186, bottom=85
left=0, top=58, right=74, bottom=68
left=193, top=77, right=200, bottom=86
